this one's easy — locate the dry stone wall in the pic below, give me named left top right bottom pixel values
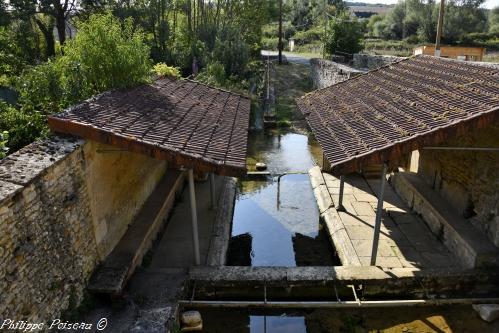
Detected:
left=353, top=54, right=406, bottom=70
left=0, top=135, right=168, bottom=324
left=417, top=124, right=499, bottom=247
left=310, top=58, right=364, bottom=89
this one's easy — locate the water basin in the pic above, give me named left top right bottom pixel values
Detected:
left=227, top=130, right=339, bottom=266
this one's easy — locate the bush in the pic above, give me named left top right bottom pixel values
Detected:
left=324, top=12, right=364, bottom=56
left=0, top=130, right=8, bottom=159
left=5, top=12, right=153, bottom=155
left=293, top=26, right=323, bottom=45
left=16, top=60, right=63, bottom=115
left=153, top=63, right=181, bottom=78
left=63, top=13, right=152, bottom=95
left=196, top=61, right=226, bottom=87
left=261, top=37, right=279, bottom=50
left=212, top=26, right=250, bottom=77
left=0, top=101, right=48, bottom=153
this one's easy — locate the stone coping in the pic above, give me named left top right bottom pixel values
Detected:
left=0, top=135, right=84, bottom=203
left=188, top=265, right=492, bottom=283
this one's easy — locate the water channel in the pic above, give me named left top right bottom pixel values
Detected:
left=226, top=129, right=340, bottom=267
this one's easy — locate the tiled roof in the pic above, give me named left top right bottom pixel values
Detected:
left=297, top=55, right=499, bottom=174
left=48, top=78, right=251, bottom=176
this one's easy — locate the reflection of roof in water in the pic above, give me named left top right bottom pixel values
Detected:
left=292, top=233, right=340, bottom=266
left=238, top=174, right=320, bottom=237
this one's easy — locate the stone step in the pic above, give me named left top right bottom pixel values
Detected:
left=87, top=169, right=185, bottom=294
left=391, top=172, right=499, bottom=269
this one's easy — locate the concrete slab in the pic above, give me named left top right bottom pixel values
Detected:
left=87, top=169, right=185, bottom=294
left=392, top=172, right=499, bottom=269
left=309, top=168, right=460, bottom=271
left=151, top=175, right=227, bottom=268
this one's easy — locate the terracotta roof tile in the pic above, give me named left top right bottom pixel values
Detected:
left=48, top=78, right=251, bottom=176
left=297, top=55, right=499, bottom=174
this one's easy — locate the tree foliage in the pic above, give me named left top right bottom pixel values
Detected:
left=1, top=12, right=152, bottom=155
left=324, top=11, right=364, bottom=56
left=366, top=0, right=488, bottom=43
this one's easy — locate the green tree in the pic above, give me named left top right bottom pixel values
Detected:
left=62, top=13, right=152, bottom=98
left=4, top=12, right=153, bottom=155
left=490, top=7, right=499, bottom=34
left=324, top=11, right=363, bottom=56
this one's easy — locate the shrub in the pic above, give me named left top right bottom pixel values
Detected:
left=63, top=13, right=152, bottom=95
left=196, top=61, right=226, bottom=87
left=293, top=26, right=323, bottom=45
left=16, top=60, right=63, bottom=115
left=0, top=130, right=8, bottom=159
left=0, top=101, right=48, bottom=153
left=5, top=12, right=153, bottom=155
left=324, top=12, right=364, bottom=56
left=212, top=26, right=250, bottom=77
left=261, top=37, right=279, bottom=50
left=153, top=63, right=181, bottom=78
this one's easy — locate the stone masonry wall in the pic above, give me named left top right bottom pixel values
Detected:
left=0, top=135, right=167, bottom=323
left=417, top=124, right=499, bottom=247
left=353, top=54, right=406, bottom=70
left=310, top=58, right=364, bottom=89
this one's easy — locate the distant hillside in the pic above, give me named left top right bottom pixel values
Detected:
left=346, top=2, right=394, bottom=18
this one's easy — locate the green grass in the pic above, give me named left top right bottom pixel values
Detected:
left=273, top=62, right=313, bottom=125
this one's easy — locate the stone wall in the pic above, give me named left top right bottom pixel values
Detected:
left=417, top=124, right=499, bottom=247
left=310, top=58, right=364, bottom=89
left=353, top=54, right=406, bottom=70
left=0, top=135, right=168, bottom=323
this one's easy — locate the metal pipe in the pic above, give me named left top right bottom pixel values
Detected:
left=370, top=163, right=388, bottom=266
left=422, top=147, right=499, bottom=152
left=210, top=173, right=216, bottom=210
left=338, top=175, right=345, bottom=211
left=188, top=169, right=201, bottom=265
left=179, top=298, right=499, bottom=309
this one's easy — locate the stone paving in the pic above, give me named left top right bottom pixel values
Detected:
left=309, top=166, right=459, bottom=269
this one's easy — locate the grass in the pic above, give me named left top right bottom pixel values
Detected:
left=273, top=62, right=313, bottom=125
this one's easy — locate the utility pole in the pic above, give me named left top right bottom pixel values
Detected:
left=435, top=0, right=445, bottom=57
left=323, top=0, right=327, bottom=59
left=278, top=0, right=283, bottom=64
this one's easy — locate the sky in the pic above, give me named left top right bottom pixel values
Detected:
left=350, top=0, right=499, bottom=9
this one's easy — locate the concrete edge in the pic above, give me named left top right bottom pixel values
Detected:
left=188, top=265, right=498, bottom=285
left=308, top=167, right=362, bottom=266
left=392, top=172, right=499, bottom=269
left=206, top=177, right=237, bottom=266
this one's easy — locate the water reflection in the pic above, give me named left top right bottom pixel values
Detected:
left=246, top=130, right=322, bottom=173
left=197, top=306, right=497, bottom=333
left=250, top=316, right=306, bottom=333
left=227, top=130, right=338, bottom=266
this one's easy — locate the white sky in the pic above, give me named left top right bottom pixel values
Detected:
left=349, top=0, right=499, bottom=9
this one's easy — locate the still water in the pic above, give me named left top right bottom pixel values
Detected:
left=227, top=130, right=339, bottom=266
left=197, top=306, right=499, bottom=333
